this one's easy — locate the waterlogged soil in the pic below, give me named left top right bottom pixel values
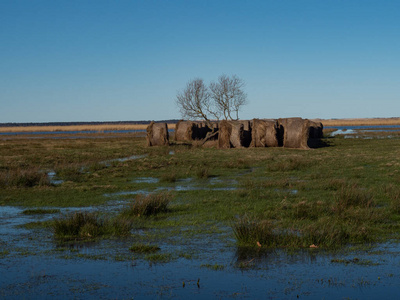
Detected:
left=2, top=133, right=400, bottom=298
left=2, top=203, right=400, bottom=298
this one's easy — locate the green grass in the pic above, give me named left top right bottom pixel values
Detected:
left=22, top=208, right=60, bottom=215
left=144, top=253, right=172, bottom=263
left=1, top=132, right=400, bottom=252
left=121, top=192, right=172, bottom=217
left=52, top=212, right=133, bottom=241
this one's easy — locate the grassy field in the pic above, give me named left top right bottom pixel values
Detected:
left=1, top=130, right=400, bottom=252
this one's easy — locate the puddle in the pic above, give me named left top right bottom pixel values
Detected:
left=330, top=129, right=356, bottom=136
left=102, top=154, right=148, bottom=166
left=275, top=189, right=299, bottom=195
left=47, top=171, right=64, bottom=185
left=132, top=177, right=160, bottom=184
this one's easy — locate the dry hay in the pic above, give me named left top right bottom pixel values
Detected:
left=146, top=122, right=169, bottom=146
left=251, top=119, right=280, bottom=147
left=218, top=120, right=252, bottom=149
left=278, top=118, right=311, bottom=149
left=218, top=120, right=233, bottom=148
left=174, top=120, right=214, bottom=142
left=174, top=120, right=196, bottom=141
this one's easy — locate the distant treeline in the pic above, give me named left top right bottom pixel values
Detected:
left=0, top=120, right=181, bottom=127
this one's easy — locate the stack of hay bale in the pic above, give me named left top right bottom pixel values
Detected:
left=146, top=118, right=323, bottom=149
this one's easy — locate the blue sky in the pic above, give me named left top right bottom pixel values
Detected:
left=1, top=0, right=399, bottom=123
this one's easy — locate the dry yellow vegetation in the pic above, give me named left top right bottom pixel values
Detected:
left=1, top=118, right=399, bottom=133
left=315, top=118, right=400, bottom=127
left=0, top=123, right=177, bottom=133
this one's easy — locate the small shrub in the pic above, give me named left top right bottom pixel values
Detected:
left=122, top=192, right=172, bottom=217
left=129, top=243, right=160, bottom=253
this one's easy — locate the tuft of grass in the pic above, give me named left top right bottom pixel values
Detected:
left=160, top=173, right=177, bottom=183
left=144, top=253, right=172, bottom=263
left=196, top=167, right=210, bottom=179
left=129, top=243, right=160, bottom=253
left=232, top=215, right=275, bottom=247
left=333, top=184, right=374, bottom=214
left=0, top=168, right=50, bottom=188
left=52, top=212, right=133, bottom=240
left=122, top=192, right=172, bottom=217
left=201, top=263, right=225, bottom=270
left=53, top=212, right=105, bottom=240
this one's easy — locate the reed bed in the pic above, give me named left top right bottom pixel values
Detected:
left=316, top=118, right=400, bottom=127
left=0, top=123, right=177, bottom=133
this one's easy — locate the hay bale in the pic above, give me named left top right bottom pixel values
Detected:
left=146, top=122, right=169, bottom=146
left=174, top=120, right=195, bottom=141
left=218, top=120, right=233, bottom=148
left=218, top=120, right=252, bottom=148
left=174, top=120, right=214, bottom=141
left=251, top=119, right=279, bottom=147
left=278, top=118, right=311, bottom=149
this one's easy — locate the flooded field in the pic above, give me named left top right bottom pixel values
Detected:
left=1, top=128, right=400, bottom=298
left=2, top=203, right=400, bottom=299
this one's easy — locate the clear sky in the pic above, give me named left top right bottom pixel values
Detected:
left=1, top=0, right=399, bottom=123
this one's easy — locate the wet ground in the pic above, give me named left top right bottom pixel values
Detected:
left=327, top=125, right=400, bottom=139
left=2, top=198, right=400, bottom=299
left=2, top=128, right=400, bottom=298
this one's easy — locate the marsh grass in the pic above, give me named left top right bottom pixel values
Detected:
left=232, top=215, right=276, bottom=247
left=144, top=253, right=172, bottom=263
left=333, top=184, right=374, bottom=214
left=53, top=212, right=133, bottom=240
left=2, top=130, right=400, bottom=253
left=159, top=172, right=178, bottom=183
left=122, top=192, right=172, bottom=217
left=55, top=164, right=85, bottom=182
left=0, top=168, right=50, bottom=188
left=267, top=156, right=313, bottom=172
left=233, top=184, right=384, bottom=249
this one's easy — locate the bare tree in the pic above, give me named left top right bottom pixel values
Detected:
left=176, top=78, right=220, bottom=126
left=209, top=74, right=247, bottom=120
